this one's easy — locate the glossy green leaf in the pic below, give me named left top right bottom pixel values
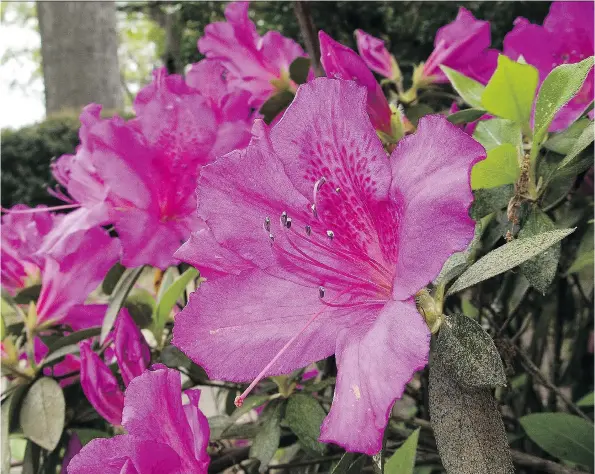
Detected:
left=20, top=377, right=65, bottom=451
left=285, top=394, right=327, bottom=455
left=447, top=108, right=486, bottom=125
left=448, top=228, right=575, bottom=294
left=577, top=392, right=594, bottom=407
left=473, top=119, right=522, bottom=151
left=534, top=56, right=594, bottom=146
left=100, top=266, right=144, bottom=344
left=152, top=267, right=199, bottom=342
left=289, top=57, right=311, bottom=85
left=520, top=413, right=594, bottom=469
left=472, top=143, right=520, bottom=190
left=441, top=66, right=485, bottom=108
left=481, top=55, right=539, bottom=124
left=101, top=262, right=126, bottom=295
left=385, top=428, right=420, bottom=474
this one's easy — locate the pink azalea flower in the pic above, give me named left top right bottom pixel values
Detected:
left=49, top=67, right=253, bottom=269
left=198, top=1, right=306, bottom=107
left=79, top=309, right=150, bottom=425
left=69, top=366, right=210, bottom=474
left=60, top=433, right=82, bottom=474
left=423, top=7, right=498, bottom=85
left=504, top=1, right=594, bottom=131
left=355, top=29, right=396, bottom=79
left=319, top=31, right=393, bottom=135
left=173, top=78, right=485, bottom=454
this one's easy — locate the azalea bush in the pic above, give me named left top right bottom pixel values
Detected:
left=1, top=2, right=594, bottom=473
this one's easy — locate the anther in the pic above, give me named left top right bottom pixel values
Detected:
left=280, top=211, right=288, bottom=227
left=310, top=204, right=318, bottom=218
left=264, top=217, right=271, bottom=232
left=319, top=286, right=325, bottom=298
left=335, top=187, right=341, bottom=193
left=314, top=177, right=327, bottom=192
left=285, top=217, right=292, bottom=229
left=269, top=233, right=275, bottom=243
left=305, top=225, right=312, bottom=236
left=326, top=230, right=334, bottom=241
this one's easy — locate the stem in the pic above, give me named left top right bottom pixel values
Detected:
left=293, top=2, right=323, bottom=77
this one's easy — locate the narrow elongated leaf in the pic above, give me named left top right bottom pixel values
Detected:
left=285, top=394, right=327, bottom=455
left=447, top=108, right=486, bottom=125
left=100, top=266, right=144, bottom=344
left=520, top=413, right=594, bottom=469
left=46, top=327, right=100, bottom=354
left=534, top=56, right=594, bottom=145
left=385, top=428, right=420, bottom=474
left=471, top=143, right=520, bottom=190
left=556, top=120, right=594, bottom=173
left=250, top=402, right=282, bottom=471
left=20, top=377, right=65, bottom=451
left=577, top=392, right=594, bottom=407
left=429, top=354, right=513, bottom=474
left=473, top=119, right=522, bottom=151
left=441, top=66, right=485, bottom=108
left=519, top=208, right=560, bottom=293
left=448, top=228, right=575, bottom=294
left=437, top=314, right=506, bottom=388
left=41, top=344, right=81, bottom=367
left=2, top=397, right=12, bottom=473
left=152, top=267, right=199, bottom=342
left=481, top=55, right=539, bottom=124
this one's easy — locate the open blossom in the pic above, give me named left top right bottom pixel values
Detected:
left=355, top=29, right=397, bottom=80
left=319, top=31, right=392, bottom=135
left=198, top=1, right=306, bottom=107
left=422, top=7, right=498, bottom=85
left=80, top=309, right=150, bottom=425
left=68, top=366, right=210, bottom=474
left=504, top=1, right=594, bottom=131
left=173, top=78, right=485, bottom=453
left=48, top=67, right=252, bottom=269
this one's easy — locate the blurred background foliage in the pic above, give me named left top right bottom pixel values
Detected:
left=1, top=1, right=551, bottom=208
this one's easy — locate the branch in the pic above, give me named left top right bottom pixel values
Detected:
left=293, top=2, right=323, bottom=77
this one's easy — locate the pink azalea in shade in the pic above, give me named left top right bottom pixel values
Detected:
left=173, top=78, right=485, bottom=454
left=79, top=309, right=150, bottom=424
left=198, top=1, right=306, bottom=107
left=68, top=366, right=210, bottom=474
left=504, top=1, right=594, bottom=131
left=319, top=31, right=393, bottom=135
left=422, top=7, right=498, bottom=85
left=355, top=29, right=397, bottom=79
left=60, top=433, right=82, bottom=474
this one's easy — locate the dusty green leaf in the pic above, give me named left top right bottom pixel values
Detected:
left=472, top=143, right=520, bottom=190
left=331, top=453, right=366, bottom=474
left=429, top=353, right=513, bottom=474
left=250, top=402, right=282, bottom=471
left=289, top=57, right=311, bottom=85
left=534, top=56, right=594, bottom=146
left=473, top=119, right=522, bottom=151
left=481, top=55, right=539, bottom=124
left=441, top=66, right=485, bottom=108
left=437, top=313, right=506, bottom=388
left=285, top=394, right=327, bottom=455
left=520, top=413, right=594, bottom=469
left=518, top=208, right=560, bottom=293
left=20, top=377, right=65, bottom=451
left=567, top=225, right=594, bottom=275
left=556, top=120, right=594, bottom=174
left=448, top=228, right=575, bottom=294
left=577, top=392, right=594, bottom=407
left=544, top=118, right=592, bottom=155
left=447, top=108, right=486, bottom=125
left=385, top=428, right=420, bottom=474
left=100, top=266, right=144, bottom=344
left=260, top=90, right=295, bottom=125
left=470, top=185, right=514, bottom=220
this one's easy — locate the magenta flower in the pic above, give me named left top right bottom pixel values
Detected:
left=49, top=67, right=252, bottom=268
left=355, top=29, right=397, bottom=79
left=60, top=433, right=82, bottom=474
left=422, top=7, right=498, bottom=85
left=173, top=78, right=485, bottom=454
left=69, top=366, right=210, bottom=474
left=504, top=1, right=594, bottom=131
left=80, top=309, right=150, bottom=424
left=319, top=31, right=393, bottom=135
left=198, top=1, right=306, bottom=107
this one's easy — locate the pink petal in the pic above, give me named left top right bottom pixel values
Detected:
left=355, top=29, right=394, bottom=79
left=389, top=115, right=485, bottom=300
left=60, top=433, right=82, bottom=474
left=113, top=308, right=150, bottom=386
left=319, top=300, right=429, bottom=454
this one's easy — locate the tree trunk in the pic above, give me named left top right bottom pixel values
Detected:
left=37, top=1, right=123, bottom=115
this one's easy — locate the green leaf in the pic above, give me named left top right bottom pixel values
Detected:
left=576, top=392, right=594, bottom=407
left=437, top=313, right=506, bottom=388
left=22, top=441, right=40, bottom=474
left=473, top=119, right=522, bottom=151
left=429, top=353, right=513, bottom=474
left=331, top=453, right=367, bottom=474
left=156, top=267, right=178, bottom=302
left=41, top=343, right=81, bottom=367
left=447, top=108, right=486, bottom=125
left=405, top=104, right=434, bottom=127
left=20, top=377, right=65, bottom=451
left=556, top=119, right=594, bottom=173
left=124, top=288, right=155, bottom=329
left=100, top=266, right=144, bottom=344
left=284, top=394, right=327, bottom=455
left=101, top=262, right=126, bottom=295
left=520, top=413, right=594, bottom=469
left=259, top=90, right=295, bottom=125
left=385, top=428, right=420, bottom=474
left=46, top=327, right=100, bottom=354
left=567, top=225, right=594, bottom=275
left=73, top=428, right=110, bottom=445
left=534, top=56, right=594, bottom=146
left=544, top=118, right=592, bottom=155
left=250, top=401, right=282, bottom=471
left=448, top=228, right=575, bottom=294
left=152, top=267, right=199, bottom=342
left=518, top=208, right=560, bottom=293
left=471, top=143, right=520, bottom=190
left=14, top=284, right=41, bottom=305
left=470, top=185, right=514, bottom=220
left=481, top=55, right=539, bottom=124
left=2, top=396, right=12, bottom=473
left=289, top=57, right=311, bottom=85
left=440, top=66, right=485, bottom=108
